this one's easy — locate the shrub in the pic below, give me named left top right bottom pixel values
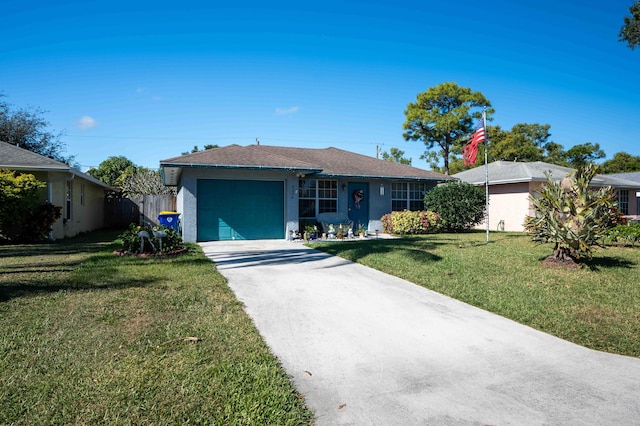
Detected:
left=19, top=202, right=62, bottom=242
left=0, top=169, right=61, bottom=242
left=423, top=180, right=486, bottom=232
left=118, top=223, right=184, bottom=254
left=381, top=210, right=441, bottom=234
left=604, top=222, right=640, bottom=247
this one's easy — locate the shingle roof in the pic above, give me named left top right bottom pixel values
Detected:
left=160, top=144, right=451, bottom=185
left=0, top=140, right=70, bottom=170
left=0, top=141, right=113, bottom=189
left=607, top=172, right=640, bottom=183
left=453, top=161, right=639, bottom=189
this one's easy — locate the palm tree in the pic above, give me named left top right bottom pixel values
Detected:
left=524, top=164, right=621, bottom=263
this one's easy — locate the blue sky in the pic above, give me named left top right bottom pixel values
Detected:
left=2, top=0, right=638, bottom=171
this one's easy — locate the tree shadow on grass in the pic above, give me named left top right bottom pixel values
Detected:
left=0, top=276, right=154, bottom=303
left=312, top=237, right=443, bottom=263
left=0, top=230, right=122, bottom=259
left=583, top=256, right=636, bottom=271
left=0, top=230, right=161, bottom=303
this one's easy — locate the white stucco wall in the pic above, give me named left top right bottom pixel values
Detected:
left=30, top=171, right=108, bottom=240
left=475, top=182, right=532, bottom=232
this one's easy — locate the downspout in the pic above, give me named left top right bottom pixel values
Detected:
left=48, top=181, right=55, bottom=241
left=63, top=174, right=75, bottom=238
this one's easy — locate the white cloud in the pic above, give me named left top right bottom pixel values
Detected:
left=275, top=106, right=300, bottom=116
left=76, top=115, right=97, bottom=130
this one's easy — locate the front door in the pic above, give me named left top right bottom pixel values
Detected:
left=347, top=182, right=369, bottom=231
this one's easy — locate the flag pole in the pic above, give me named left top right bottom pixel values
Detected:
left=483, top=107, right=489, bottom=243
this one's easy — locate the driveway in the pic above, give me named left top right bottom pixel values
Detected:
left=200, top=240, right=640, bottom=425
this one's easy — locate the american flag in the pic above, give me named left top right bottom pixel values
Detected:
left=462, top=118, right=486, bottom=166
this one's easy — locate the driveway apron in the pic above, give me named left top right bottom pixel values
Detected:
left=200, top=240, right=640, bottom=425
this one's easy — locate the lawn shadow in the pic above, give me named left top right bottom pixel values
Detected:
left=203, top=247, right=338, bottom=269
left=0, top=230, right=122, bottom=259
left=0, top=229, right=156, bottom=303
left=312, top=237, right=443, bottom=263
left=0, top=276, right=154, bottom=302
left=584, top=256, right=637, bottom=271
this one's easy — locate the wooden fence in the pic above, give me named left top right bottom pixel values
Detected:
left=105, top=194, right=177, bottom=229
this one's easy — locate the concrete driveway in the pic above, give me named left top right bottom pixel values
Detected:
left=200, top=239, right=640, bottom=425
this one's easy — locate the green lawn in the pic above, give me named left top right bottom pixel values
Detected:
left=0, top=231, right=312, bottom=425
left=312, top=232, right=640, bottom=358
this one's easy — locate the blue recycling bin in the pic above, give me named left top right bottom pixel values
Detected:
left=158, top=211, right=180, bottom=231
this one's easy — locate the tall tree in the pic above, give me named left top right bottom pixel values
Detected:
left=381, top=147, right=411, bottom=165
left=600, top=152, right=640, bottom=173
left=564, top=142, right=606, bottom=168
left=181, top=144, right=219, bottom=155
left=88, top=156, right=137, bottom=188
left=120, top=168, right=176, bottom=197
left=490, top=123, right=554, bottom=162
left=403, top=82, right=492, bottom=175
left=0, top=95, right=72, bottom=164
left=620, top=1, right=640, bottom=50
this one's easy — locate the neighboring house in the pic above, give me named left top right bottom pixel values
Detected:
left=0, top=141, right=113, bottom=240
left=160, top=144, right=452, bottom=242
left=453, top=161, right=640, bottom=232
left=607, top=172, right=640, bottom=221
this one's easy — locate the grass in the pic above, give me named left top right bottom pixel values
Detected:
left=312, top=232, right=640, bottom=358
left=0, top=231, right=313, bottom=425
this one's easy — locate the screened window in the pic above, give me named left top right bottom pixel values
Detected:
left=617, top=189, right=629, bottom=215
left=298, top=179, right=338, bottom=218
left=392, top=182, right=429, bottom=211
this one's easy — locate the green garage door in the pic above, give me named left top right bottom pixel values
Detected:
left=197, top=179, right=285, bottom=241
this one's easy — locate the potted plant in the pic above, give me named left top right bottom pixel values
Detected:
left=304, top=224, right=317, bottom=240
left=357, top=224, right=367, bottom=237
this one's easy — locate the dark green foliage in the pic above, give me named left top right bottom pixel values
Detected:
left=0, top=170, right=61, bottom=242
left=87, top=156, right=136, bottom=188
left=619, top=1, right=640, bottom=50
left=605, top=222, right=640, bottom=246
left=600, top=152, right=640, bottom=173
left=564, top=142, right=605, bottom=168
left=17, top=202, right=62, bottom=242
left=118, top=223, right=184, bottom=254
left=381, top=147, right=411, bottom=165
left=423, top=181, right=486, bottom=232
left=381, top=210, right=441, bottom=234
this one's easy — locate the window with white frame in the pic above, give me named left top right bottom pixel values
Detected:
left=617, top=189, right=629, bottom=215
left=298, top=179, right=338, bottom=219
left=392, top=182, right=429, bottom=211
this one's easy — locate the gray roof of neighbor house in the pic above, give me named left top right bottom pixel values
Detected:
left=160, top=144, right=452, bottom=186
left=0, top=141, right=113, bottom=189
left=453, top=161, right=639, bottom=189
left=607, top=171, right=640, bottom=183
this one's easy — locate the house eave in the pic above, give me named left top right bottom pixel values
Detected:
left=313, top=172, right=454, bottom=182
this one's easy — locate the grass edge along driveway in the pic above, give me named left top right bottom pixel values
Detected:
left=312, top=232, right=640, bottom=359
left=0, top=231, right=313, bottom=425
